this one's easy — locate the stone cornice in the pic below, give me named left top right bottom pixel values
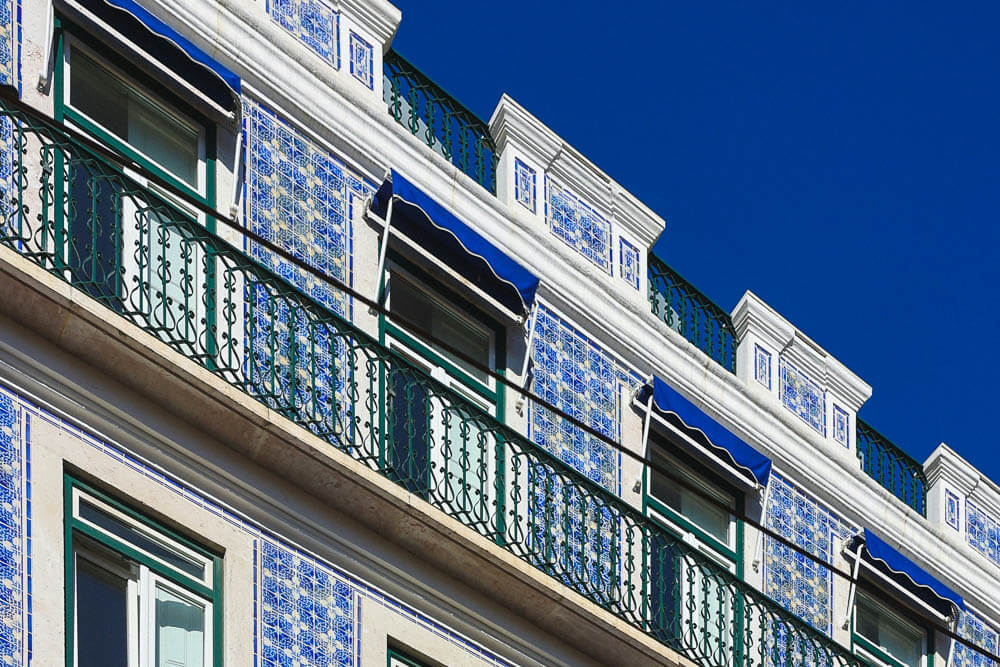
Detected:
left=490, top=95, right=665, bottom=248
left=926, top=443, right=1000, bottom=518
left=336, top=0, right=401, bottom=49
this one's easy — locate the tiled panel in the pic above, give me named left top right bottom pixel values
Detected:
left=258, top=538, right=357, bottom=666
left=754, top=344, right=771, bottom=390
left=0, top=0, right=16, bottom=89
left=779, top=358, right=825, bottom=435
left=529, top=305, right=639, bottom=493
left=764, top=473, right=855, bottom=636
left=244, top=98, right=369, bottom=318
left=348, top=32, right=373, bottom=89
left=0, top=389, right=26, bottom=666
left=953, top=610, right=999, bottom=667
left=2, top=381, right=511, bottom=667
left=514, top=159, right=535, bottom=213
left=545, top=177, right=611, bottom=272
left=967, top=500, right=1000, bottom=566
left=832, top=405, right=849, bottom=447
left=946, top=490, right=961, bottom=531
left=269, top=0, right=340, bottom=67
left=618, top=238, right=640, bottom=290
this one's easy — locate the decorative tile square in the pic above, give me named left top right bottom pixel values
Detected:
left=946, top=490, right=961, bottom=531
left=764, top=474, right=855, bottom=636
left=967, top=500, right=1000, bottom=566
left=514, top=158, right=536, bottom=213
left=348, top=32, right=373, bottom=89
left=0, top=0, right=16, bottom=89
left=269, top=0, right=340, bottom=67
left=832, top=405, right=849, bottom=447
left=779, top=359, right=825, bottom=435
left=529, top=305, right=639, bottom=493
left=618, top=238, right=640, bottom=290
left=953, top=610, right=999, bottom=667
left=258, top=538, right=356, bottom=666
left=545, top=177, right=611, bottom=272
left=754, top=344, right=771, bottom=390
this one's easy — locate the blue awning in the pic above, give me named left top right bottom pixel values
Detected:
left=82, top=0, right=241, bottom=112
left=850, top=529, right=965, bottom=617
left=638, top=377, right=772, bottom=487
left=370, top=170, right=540, bottom=317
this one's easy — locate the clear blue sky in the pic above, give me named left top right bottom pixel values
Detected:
left=390, top=2, right=1000, bottom=484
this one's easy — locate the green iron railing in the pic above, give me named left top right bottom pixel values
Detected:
left=383, top=50, right=498, bottom=195
left=648, top=254, right=738, bottom=373
left=856, top=419, right=927, bottom=516
left=0, top=96, right=865, bottom=667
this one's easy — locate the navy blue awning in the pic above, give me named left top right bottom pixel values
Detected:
left=81, top=0, right=241, bottom=112
left=638, top=377, right=772, bottom=487
left=850, top=529, right=965, bottom=617
left=370, top=170, right=540, bottom=317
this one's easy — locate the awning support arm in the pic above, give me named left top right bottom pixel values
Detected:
left=228, top=127, right=244, bottom=217
left=840, top=545, right=865, bottom=630
left=946, top=616, right=959, bottom=667
left=751, top=481, right=772, bottom=572
left=37, top=0, right=56, bottom=91
left=373, top=194, right=394, bottom=306
left=514, top=303, right=539, bottom=416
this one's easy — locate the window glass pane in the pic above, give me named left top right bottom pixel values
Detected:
left=650, top=444, right=734, bottom=546
left=76, top=557, right=129, bottom=667
left=78, top=498, right=206, bottom=581
left=857, top=597, right=923, bottom=667
left=70, top=48, right=200, bottom=189
left=155, top=584, right=205, bottom=667
left=684, top=492, right=731, bottom=545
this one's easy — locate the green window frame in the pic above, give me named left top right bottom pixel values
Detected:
left=387, top=647, right=433, bottom=667
left=64, top=474, right=223, bottom=666
left=851, top=592, right=934, bottom=667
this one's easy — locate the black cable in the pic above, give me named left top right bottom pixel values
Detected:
left=3, top=87, right=996, bottom=662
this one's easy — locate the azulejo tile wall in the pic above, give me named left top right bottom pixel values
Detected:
left=966, top=500, right=1000, bottom=566
left=946, top=490, right=961, bottom=531
left=545, top=176, right=612, bottom=273
left=514, top=159, right=535, bottom=213
left=832, top=405, right=849, bottom=447
left=764, top=473, right=855, bottom=636
left=0, top=389, right=27, bottom=667
left=529, top=305, right=639, bottom=493
left=243, top=99, right=371, bottom=429
left=0, top=381, right=509, bottom=667
left=779, top=358, right=826, bottom=435
left=348, top=32, right=373, bottom=89
left=754, top=344, right=772, bottom=390
left=269, top=0, right=340, bottom=67
left=953, top=610, right=999, bottom=667
left=0, top=0, right=16, bottom=89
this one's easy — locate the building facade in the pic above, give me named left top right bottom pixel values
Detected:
left=0, top=0, right=997, bottom=665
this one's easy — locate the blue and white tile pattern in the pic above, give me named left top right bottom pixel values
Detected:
left=348, top=32, right=373, bottom=89
left=529, top=305, right=639, bottom=493
left=0, top=389, right=26, bottom=667
left=764, top=473, right=855, bottom=636
left=954, top=610, right=999, bottom=667
left=946, top=490, right=961, bottom=531
left=269, top=0, right=340, bottom=67
left=780, top=359, right=825, bottom=435
left=514, top=159, right=535, bottom=213
left=755, top=344, right=771, bottom=390
left=618, top=238, right=640, bottom=290
left=967, top=500, right=1000, bottom=566
left=832, top=405, right=849, bottom=448
left=545, top=177, right=612, bottom=272
left=0, top=0, right=16, bottom=89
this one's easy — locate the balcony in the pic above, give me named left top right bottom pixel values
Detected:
left=648, top=254, right=738, bottom=373
left=856, top=419, right=928, bottom=516
left=0, top=93, right=865, bottom=667
left=383, top=50, right=498, bottom=196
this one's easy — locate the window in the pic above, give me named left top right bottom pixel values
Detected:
left=66, top=478, right=221, bottom=667
left=383, top=263, right=504, bottom=531
left=387, top=648, right=432, bottom=667
left=854, top=594, right=926, bottom=667
left=645, top=436, right=741, bottom=663
left=59, top=31, right=214, bottom=351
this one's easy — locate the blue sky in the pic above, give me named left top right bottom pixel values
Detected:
left=390, top=2, right=1000, bottom=484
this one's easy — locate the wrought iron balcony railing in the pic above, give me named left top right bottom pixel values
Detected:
left=648, top=254, right=738, bottom=373
left=856, top=419, right=928, bottom=516
left=0, top=96, right=864, bottom=667
left=383, top=50, right=498, bottom=195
